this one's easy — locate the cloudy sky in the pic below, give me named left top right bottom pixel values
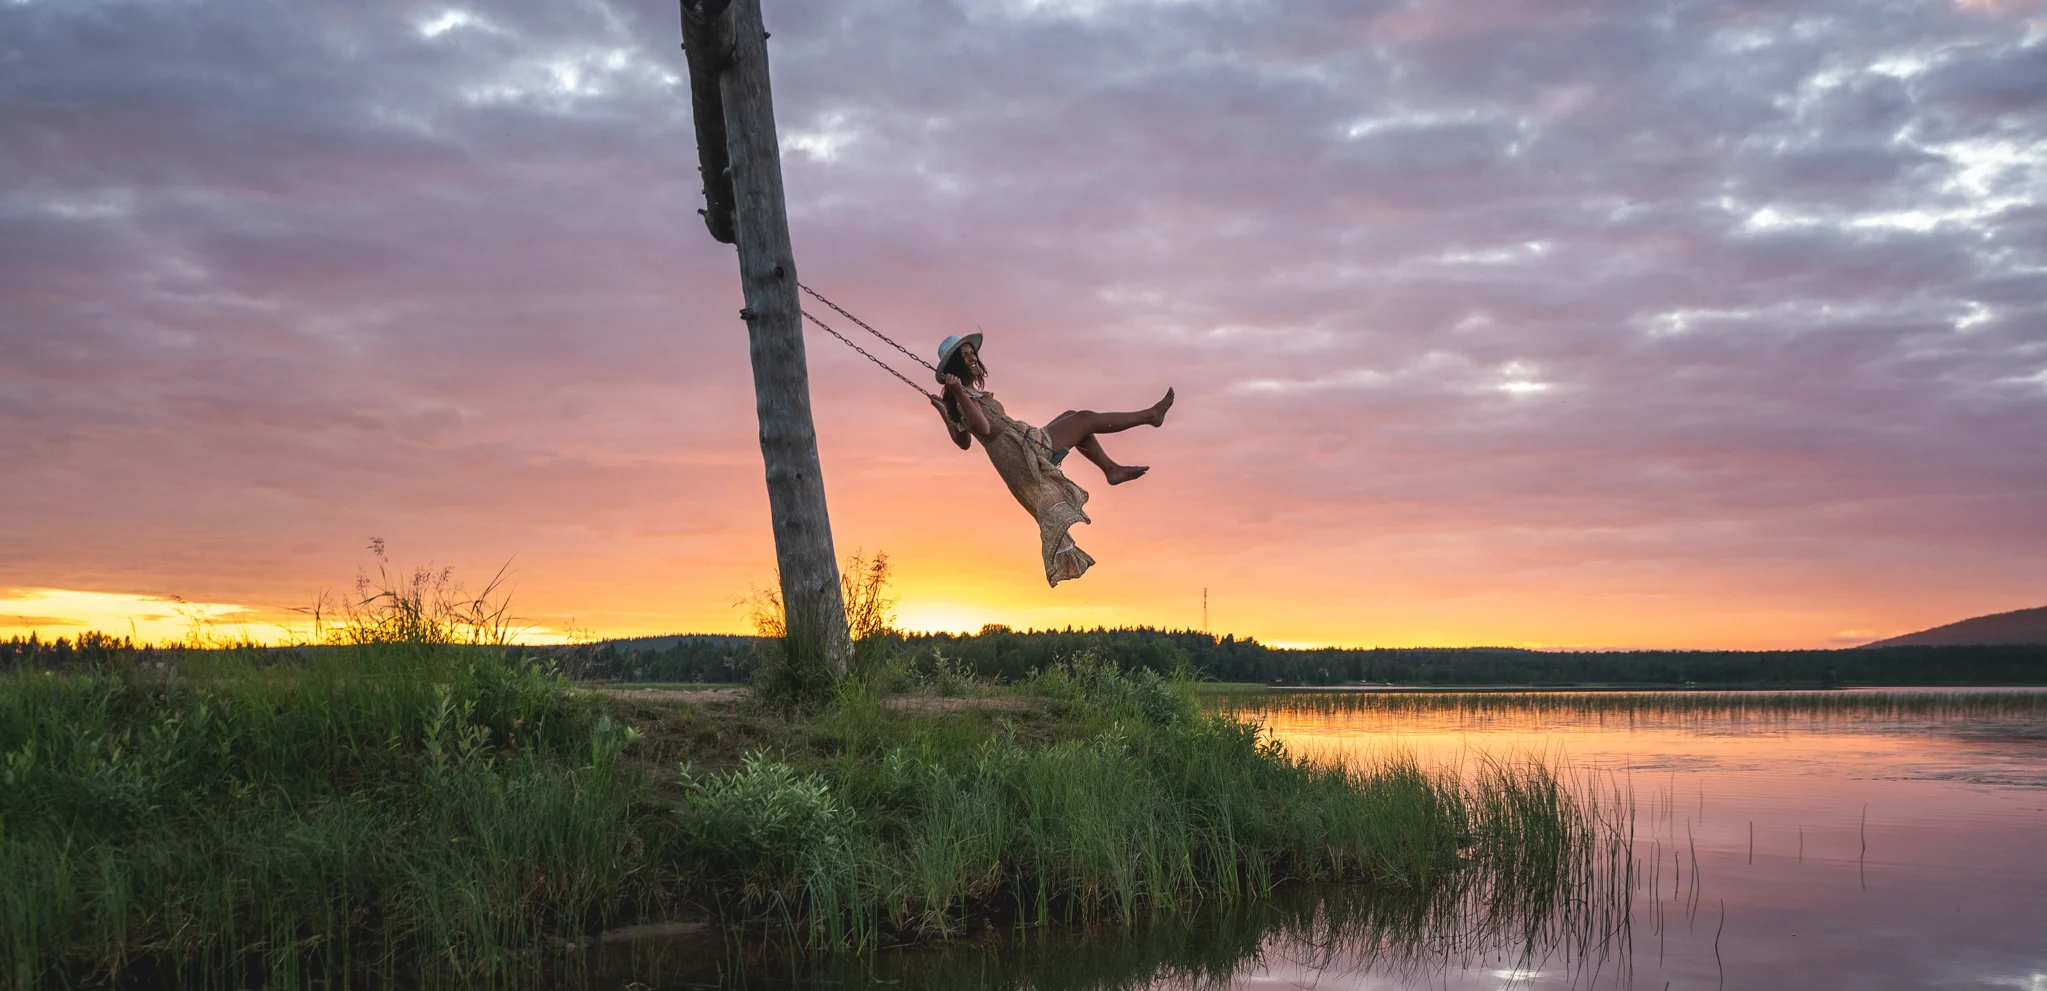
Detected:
left=3, top=0, right=2044, bottom=648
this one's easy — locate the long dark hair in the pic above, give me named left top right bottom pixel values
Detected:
left=941, top=346, right=985, bottom=425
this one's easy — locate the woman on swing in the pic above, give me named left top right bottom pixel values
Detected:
left=929, top=332, right=1173, bottom=586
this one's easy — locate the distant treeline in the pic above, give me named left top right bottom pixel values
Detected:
left=553, top=634, right=759, bottom=683
left=562, top=626, right=2047, bottom=687
left=1, top=632, right=149, bottom=670
left=11, top=627, right=2045, bottom=686
left=0, top=631, right=766, bottom=682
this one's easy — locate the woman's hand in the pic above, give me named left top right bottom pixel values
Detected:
left=932, top=391, right=972, bottom=450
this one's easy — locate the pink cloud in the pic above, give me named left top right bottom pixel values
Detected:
left=2, top=0, right=2043, bottom=647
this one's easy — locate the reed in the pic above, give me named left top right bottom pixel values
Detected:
left=671, top=655, right=1612, bottom=949
left=1214, top=688, right=2047, bottom=723
left=674, top=867, right=1638, bottom=991
left=626, top=754, right=1638, bottom=991
left=2, top=648, right=1607, bottom=987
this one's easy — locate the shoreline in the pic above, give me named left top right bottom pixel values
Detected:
left=3, top=645, right=1598, bottom=987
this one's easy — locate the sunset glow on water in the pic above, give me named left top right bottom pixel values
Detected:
left=603, top=691, right=2047, bottom=989
left=1234, top=691, right=2047, bottom=989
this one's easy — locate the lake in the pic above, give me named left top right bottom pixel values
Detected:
left=607, top=689, right=2047, bottom=990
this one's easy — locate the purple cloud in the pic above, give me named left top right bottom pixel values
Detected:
left=1, top=0, right=2042, bottom=644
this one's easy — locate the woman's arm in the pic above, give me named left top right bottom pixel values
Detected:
left=930, top=394, right=972, bottom=450
left=943, top=376, right=997, bottom=441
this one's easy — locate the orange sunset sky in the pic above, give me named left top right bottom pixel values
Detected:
left=4, top=0, right=2045, bottom=650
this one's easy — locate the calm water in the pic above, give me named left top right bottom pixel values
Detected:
left=612, top=689, right=2047, bottom=990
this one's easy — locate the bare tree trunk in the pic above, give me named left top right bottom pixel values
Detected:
left=680, top=0, right=735, bottom=244
left=682, top=0, right=849, bottom=671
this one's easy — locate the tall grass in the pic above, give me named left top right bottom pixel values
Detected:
left=670, top=654, right=1615, bottom=950
left=0, top=646, right=647, bottom=987
left=300, top=537, right=523, bottom=650
left=3, top=643, right=1615, bottom=986
left=747, top=551, right=897, bottom=710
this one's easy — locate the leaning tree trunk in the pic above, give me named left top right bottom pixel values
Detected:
left=682, top=0, right=850, bottom=671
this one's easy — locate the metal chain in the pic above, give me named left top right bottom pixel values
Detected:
left=799, top=282, right=935, bottom=371
left=797, top=287, right=1068, bottom=467
left=799, top=308, right=936, bottom=399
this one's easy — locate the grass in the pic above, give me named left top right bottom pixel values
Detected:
left=0, top=646, right=645, bottom=988
left=1, top=644, right=1609, bottom=988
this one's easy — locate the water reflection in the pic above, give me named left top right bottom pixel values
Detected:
left=598, top=875, right=1637, bottom=990
left=596, top=690, right=2047, bottom=990
left=1230, top=689, right=2047, bottom=990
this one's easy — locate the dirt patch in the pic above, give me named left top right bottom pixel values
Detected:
left=594, top=686, right=1057, bottom=778
left=882, top=694, right=1036, bottom=714
left=591, top=686, right=1036, bottom=713
left=594, top=686, right=749, bottom=704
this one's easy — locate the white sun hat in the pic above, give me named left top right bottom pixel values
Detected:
left=934, top=332, right=984, bottom=383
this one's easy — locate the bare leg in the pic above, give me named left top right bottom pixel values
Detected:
left=1046, top=389, right=1173, bottom=485
left=1075, top=435, right=1148, bottom=485
left=1044, top=389, right=1174, bottom=449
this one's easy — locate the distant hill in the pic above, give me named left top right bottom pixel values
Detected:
left=1865, top=606, right=2047, bottom=647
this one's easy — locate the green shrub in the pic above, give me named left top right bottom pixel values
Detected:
left=676, top=755, right=852, bottom=880
left=1027, top=649, right=1193, bottom=726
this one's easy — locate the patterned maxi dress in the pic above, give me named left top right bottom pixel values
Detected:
left=950, top=389, right=1095, bottom=586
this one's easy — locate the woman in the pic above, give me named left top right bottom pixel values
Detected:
left=929, top=332, right=1173, bottom=586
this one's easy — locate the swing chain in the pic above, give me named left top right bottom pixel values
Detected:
left=799, top=283, right=935, bottom=372
left=797, top=285, right=1068, bottom=466
left=799, top=308, right=936, bottom=399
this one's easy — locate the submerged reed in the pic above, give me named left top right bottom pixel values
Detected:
left=680, top=864, right=1638, bottom=991
left=1215, top=688, right=2047, bottom=723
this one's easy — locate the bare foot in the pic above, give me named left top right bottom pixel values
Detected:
left=1106, top=464, right=1150, bottom=485
left=1149, top=388, right=1175, bottom=427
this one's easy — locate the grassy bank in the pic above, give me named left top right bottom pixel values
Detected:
left=1, top=646, right=640, bottom=988
left=2, top=646, right=1598, bottom=988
